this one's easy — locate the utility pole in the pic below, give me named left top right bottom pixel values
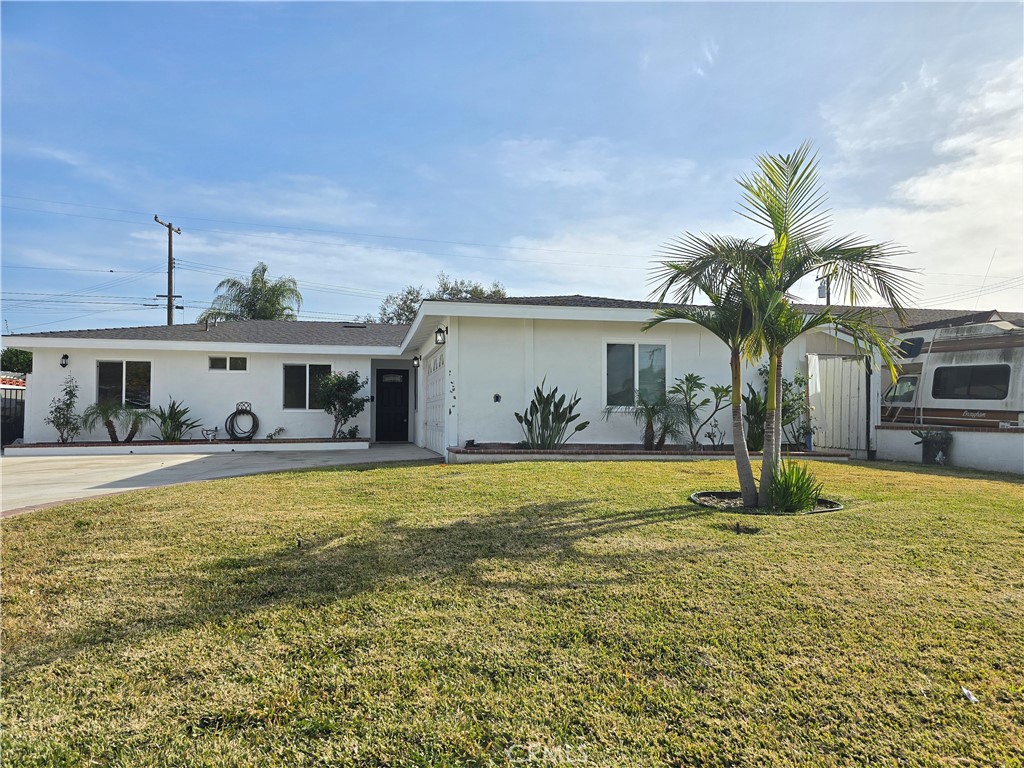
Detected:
left=154, top=215, right=182, bottom=325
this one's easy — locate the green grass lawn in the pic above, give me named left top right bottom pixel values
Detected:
left=2, top=460, right=1022, bottom=767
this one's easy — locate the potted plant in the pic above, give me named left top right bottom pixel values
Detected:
left=911, top=428, right=953, bottom=466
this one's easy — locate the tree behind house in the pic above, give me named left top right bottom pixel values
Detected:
left=369, top=272, right=507, bottom=324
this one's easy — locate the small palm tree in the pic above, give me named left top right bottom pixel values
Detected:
left=604, top=390, right=684, bottom=451
left=82, top=402, right=155, bottom=443
left=198, top=262, right=303, bottom=322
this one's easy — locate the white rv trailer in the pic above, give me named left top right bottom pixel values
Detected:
left=881, top=321, right=1024, bottom=429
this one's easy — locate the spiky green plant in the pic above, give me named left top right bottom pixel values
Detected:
left=152, top=398, right=203, bottom=441
left=515, top=379, right=590, bottom=449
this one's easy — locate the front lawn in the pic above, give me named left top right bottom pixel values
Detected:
left=2, top=461, right=1022, bottom=766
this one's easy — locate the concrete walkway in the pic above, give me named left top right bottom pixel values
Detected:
left=0, top=444, right=440, bottom=516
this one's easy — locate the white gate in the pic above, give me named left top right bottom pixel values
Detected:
left=807, top=354, right=875, bottom=456
left=424, top=349, right=446, bottom=456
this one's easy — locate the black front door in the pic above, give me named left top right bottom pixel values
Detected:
left=375, top=369, right=409, bottom=441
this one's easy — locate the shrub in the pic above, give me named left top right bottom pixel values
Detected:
left=742, top=384, right=766, bottom=451
left=515, top=379, right=590, bottom=449
left=767, top=461, right=824, bottom=513
left=318, top=371, right=370, bottom=439
left=152, top=398, right=202, bottom=441
left=44, top=375, right=82, bottom=443
left=670, top=373, right=731, bottom=450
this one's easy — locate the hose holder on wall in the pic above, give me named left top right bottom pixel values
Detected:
left=225, top=401, right=260, bottom=441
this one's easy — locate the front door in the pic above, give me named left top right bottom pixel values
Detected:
left=375, top=369, right=409, bottom=441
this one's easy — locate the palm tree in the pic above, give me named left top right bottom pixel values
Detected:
left=81, top=402, right=155, bottom=443
left=652, top=142, right=917, bottom=507
left=604, top=390, right=684, bottom=451
left=198, top=262, right=303, bottom=322
left=646, top=263, right=763, bottom=506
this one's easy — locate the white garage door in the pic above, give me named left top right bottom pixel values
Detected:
left=425, top=349, right=446, bottom=456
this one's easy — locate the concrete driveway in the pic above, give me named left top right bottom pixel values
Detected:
left=1, top=444, right=441, bottom=516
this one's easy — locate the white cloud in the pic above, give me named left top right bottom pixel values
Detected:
left=826, top=58, right=1024, bottom=310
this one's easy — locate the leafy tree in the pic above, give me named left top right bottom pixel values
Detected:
left=197, top=262, right=303, bottom=322
left=369, top=272, right=507, bottom=324
left=318, top=371, right=370, bottom=438
left=44, top=375, right=81, bottom=443
left=81, top=402, right=155, bottom=443
left=1, top=348, right=32, bottom=374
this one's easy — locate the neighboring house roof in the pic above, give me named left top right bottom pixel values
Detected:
left=1, top=375, right=26, bottom=388
left=441, top=295, right=1024, bottom=332
left=5, top=320, right=411, bottom=346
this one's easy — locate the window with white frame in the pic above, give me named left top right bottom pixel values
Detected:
left=209, top=356, right=248, bottom=372
left=283, top=364, right=331, bottom=409
left=97, top=361, right=151, bottom=407
left=606, top=343, right=666, bottom=406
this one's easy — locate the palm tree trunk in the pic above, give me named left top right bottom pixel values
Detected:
left=643, top=419, right=655, bottom=451
left=103, top=419, right=120, bottom=443
left=731, top=350, right=758, bottom=507
left=758, top=350, right=782, bottom=507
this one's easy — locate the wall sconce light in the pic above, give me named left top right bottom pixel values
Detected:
left=412, top=355, right=421, bottom=368
left=60, top=354, right=70, bottom=368
left=434, top=326, right=448, bottom=345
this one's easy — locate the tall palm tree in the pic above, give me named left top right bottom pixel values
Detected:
left=652, top=142, right=917, bottom=507
left=647, top=256, right=764, bottom=506
left=198, top=262, right=303, bottom=322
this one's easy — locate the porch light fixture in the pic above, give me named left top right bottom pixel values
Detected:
left=412, top=355, right=421, bottom=368
left=60, top=354, right=70, bottom=368
left=434, top=326, right=448, bottom=345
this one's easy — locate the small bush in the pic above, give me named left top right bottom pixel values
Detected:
left=152, top=398, right=203, bottom=441
left=767, top=461, right=823, bottom=513
left=44, top=375, right=81, bottom=443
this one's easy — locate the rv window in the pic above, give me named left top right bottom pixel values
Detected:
left=932, top=365, right=1011, bottom=400
left=884, top=376, right=918, bottom=403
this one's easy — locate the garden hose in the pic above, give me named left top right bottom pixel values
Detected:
left=225, top=401, right=259, bottom=440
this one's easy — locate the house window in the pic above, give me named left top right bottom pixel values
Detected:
left=932, top=365, right=1010, bottom=400
left=209, top=356, right=248, bottom=372
left=606, top=343, right=666, bottom=406
left=97, top=361, right=151, bottom=407
left=283, top=364, right=331, bottom=409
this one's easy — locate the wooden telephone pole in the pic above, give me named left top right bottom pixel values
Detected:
left=154, top=215, right=182, bottom=326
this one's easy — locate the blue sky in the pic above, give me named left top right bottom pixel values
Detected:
left=2, top=2, right=1022, bottom=333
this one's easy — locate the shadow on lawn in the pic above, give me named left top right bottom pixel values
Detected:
left=12, top=500, right=719, bottom=673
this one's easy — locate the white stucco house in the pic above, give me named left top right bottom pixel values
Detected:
left=4, top=295, right=862, bottom=455
left=9, top=295, right=1017, bottom=467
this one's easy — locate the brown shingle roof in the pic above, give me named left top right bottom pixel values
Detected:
left=7, top=320, right=410, bottom=346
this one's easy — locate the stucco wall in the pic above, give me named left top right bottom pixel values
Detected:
left=876, top=426, right=1024, bottom=474
left=451, top=317, right=809, bottom=447
left=24, top=348, right=374, bottom=443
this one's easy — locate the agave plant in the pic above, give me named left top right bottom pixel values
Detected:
left=152, top=398, right=203, bottom=441
left=514, top=379, right=590, bottom=449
